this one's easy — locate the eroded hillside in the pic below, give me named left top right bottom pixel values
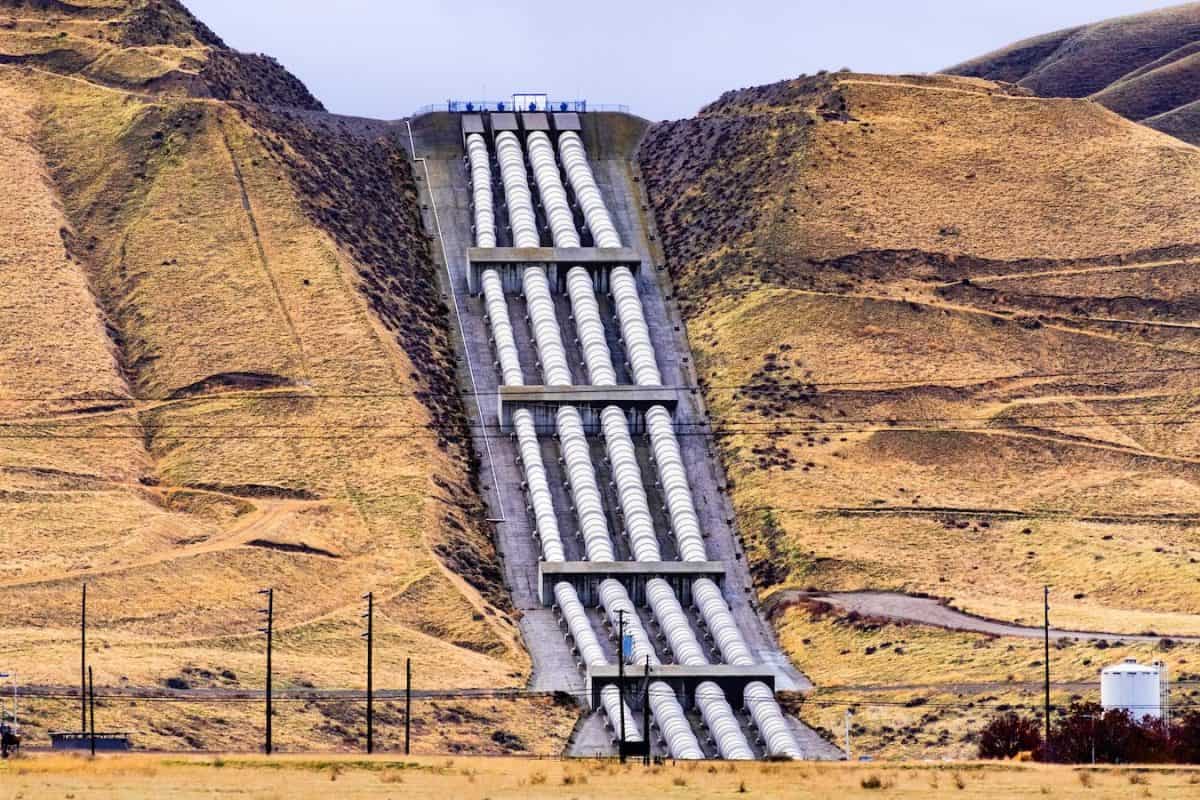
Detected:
left=947, top=2, right=1200, bottom=145
left=640, top=72, right=1200, bottom=757
left=0, top=0, right=574, bottom=752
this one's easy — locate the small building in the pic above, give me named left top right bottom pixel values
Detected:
left=1100, top=659, right=1165, bottom=720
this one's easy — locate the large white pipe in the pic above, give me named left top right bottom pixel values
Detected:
left=693, top=578, right=803, bottom=758
left=601, top=406, right=661, bottom=562
left=481, top=269, right=523, bottom=387
left=745, top=682, right=803, bottom=759
left=649, top=682, right=704, bottom=760
left=646, top=406, right=708, bottom=563
left=646, top=579, right=754, bottom=760
left=645, top=579, right=705, bottom=666
left=565, top=266, right=618, bottom=386
left=693, top=578, right=754, bottom=665
left=515, top=409, right=564, bottom=563
left=598, top=579, right=703, bottom=759
left=496, top=131, right=540, bottom=248
left=558, top=405, right=615, bottom=562
left=611, top=266, right=662, bottom=387
left=558, top=131, right=621, bottom=248
left=554, top=581, right=640, bottom=741
left=696, top=682, right=755, bottom=760
left=466, top=134, right=497, bottom=248
left=528, top=131, right=580, bottom=248
left=524, top=266, right=573, bottom=386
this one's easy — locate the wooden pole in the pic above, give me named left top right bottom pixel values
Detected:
left=617, top=609, right=627, bottom=763
left=80, top=584, right=87, bottom=733
left=404, top=657, right=412, bottom=755
left=365, top=592, right=374, bottom=755
left=642, top=656, right=651, bottom=766
left=1044, top=585, right=1051, bottom=761
left=88, top=666, right=95, bottom=757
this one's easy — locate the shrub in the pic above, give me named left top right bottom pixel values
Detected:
left=978, top=712, right=1043, bottom=759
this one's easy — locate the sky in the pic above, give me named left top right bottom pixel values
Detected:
left=186, top=0, right=1179, bottom=121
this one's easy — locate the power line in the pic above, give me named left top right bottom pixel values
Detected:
left=0, top=418, right=1195, bottom=441
left=5, top=406, right=1199, bottom=429
left=0, top=362, right=1197, bottom=406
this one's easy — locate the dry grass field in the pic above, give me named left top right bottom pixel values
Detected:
left=0, top=1, right=526, bottom=752
left=640, top=72, right=1200, bottom=757
left=4, top=753, right=1200, bottom=798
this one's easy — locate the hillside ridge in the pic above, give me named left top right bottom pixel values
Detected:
left=946, top=2, right=1200, bottom=143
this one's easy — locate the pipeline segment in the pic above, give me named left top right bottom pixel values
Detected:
left=528, top=132, right=580, bottom=248
left=530, top=130, right=617, bottom=387
left=600, top=406, right=661, bottom=563
left=466, top=134, right=497, bottom=248
left=599, top=579, right=704, bottom=759
left=693, top=578, right=803, bottom=758
left=478, top=132, right=645, bottom=746
left=556, top=131, right=756, bottom=759
left=646, top=579, right=753, bottom=759
left=558, top=131, right=621, bottom=248
left=558, top=130, right=804, bottom=760
left=554, top=581, right=639, bottom=741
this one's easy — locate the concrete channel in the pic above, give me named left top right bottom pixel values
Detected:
left=405, top=110, right=842, bottom=760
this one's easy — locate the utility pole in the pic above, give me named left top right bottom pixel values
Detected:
left=404, top=657, right=412, bottom=755
left=362, top=592, right=374, bottom=755
left=80, top=584, right=87, bottom=733
left=257, top=588, right=274, bottom=756
left=88, top=666, right=95, bottom=757
left=617, top=609, right=627, bottom=763
left=642, top=655, right=651, bottom=766
left=1043, top=585, right=1052, bottom=761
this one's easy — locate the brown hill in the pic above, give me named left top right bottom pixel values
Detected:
left=639, top=71, right=1200, bottom=757
left=0, top=0, right=573, bottom=752
left=946, top=2, right=1200, bottom=144
left=0, top=0, right=322, bottom=107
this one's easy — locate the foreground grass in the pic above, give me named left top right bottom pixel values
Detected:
left=3, top=754, right=1200, bottom=798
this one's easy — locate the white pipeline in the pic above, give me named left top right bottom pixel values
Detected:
left=495, top=131, right=540, bottom=248
left=528, top=131, right=580, bottom=248
left=646, top=579, right=754, bottom=760
left=693, top=578, right=803, bottom=758
left=558, top=131, right=621, bottom=248
left=598, top=578, right=703, bottom=759
left=559, top=131, right=803, bottom=761
left=524, top=266, right=573, bottom=386
left=515, top=409, right=564, bottom=562
left=558, top=405, right=615, bottom=562
left=611, top=265, right=662, bottom=386
left=646, top=406, right=708, bottom=563
left=466, top=134, right=496, bottom=248
left=554, top=581, right=640, bottom=741
left=600, top=406, right=661, bottom=562
left=565, top=266, right=617, bottom=386
left=480, top=268, right=523, bottom=386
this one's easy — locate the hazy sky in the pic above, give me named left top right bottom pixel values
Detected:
left=186, top=0, right=1179, bottom=120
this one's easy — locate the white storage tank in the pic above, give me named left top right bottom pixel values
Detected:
left=1100, top=659, right=1164, bottom=720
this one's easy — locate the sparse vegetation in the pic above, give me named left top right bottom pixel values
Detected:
left=4, top=754, right=1200, bottom=798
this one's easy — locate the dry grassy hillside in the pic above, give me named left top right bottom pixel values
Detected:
left=947, top=2, right=1200, bottom=144
left=0, top=0, right=561, bottom=753
left=640, top=72, right=1200, bottom=757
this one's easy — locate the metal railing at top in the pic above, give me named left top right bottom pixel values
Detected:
left=411, top=100, right=631, bottom=116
